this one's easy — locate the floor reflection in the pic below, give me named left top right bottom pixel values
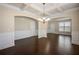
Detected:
left=45, top=41, right=50, bottom=53
left=58, top=35, right=72, bottom=54
left=1, top=34, right=79, bottom=55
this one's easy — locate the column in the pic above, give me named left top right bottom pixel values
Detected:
left=38, top=21, right=48, bottom=38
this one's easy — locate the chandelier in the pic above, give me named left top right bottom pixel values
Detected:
left=38, top=3, right=50, bottom=23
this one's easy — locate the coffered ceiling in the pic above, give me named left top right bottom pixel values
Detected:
left=3, top=3, right=79, bottom=18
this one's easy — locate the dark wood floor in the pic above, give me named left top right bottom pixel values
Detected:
left=0, top=33, right=79, bottom=55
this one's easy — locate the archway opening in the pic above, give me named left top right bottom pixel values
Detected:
left=14, top=16, right=38, bottom=40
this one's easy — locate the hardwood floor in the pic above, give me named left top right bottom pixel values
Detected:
left=0, top=33, right=79, bottom=55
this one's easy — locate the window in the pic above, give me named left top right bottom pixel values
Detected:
left=59, top=21, right=71, bottom=32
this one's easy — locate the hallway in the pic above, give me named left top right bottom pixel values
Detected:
left=0, top=33, right=79, bottom=55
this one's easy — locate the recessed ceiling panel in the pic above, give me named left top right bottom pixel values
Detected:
left=5, top=3, right=79, bottom=18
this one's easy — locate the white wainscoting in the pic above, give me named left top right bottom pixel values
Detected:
left=0, top=32, right=15, bottom=50
left=72, top=31, right=79, bottom=45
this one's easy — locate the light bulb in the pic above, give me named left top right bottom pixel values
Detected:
left=38, top=18, right=43, bottom=21
left=42, top=17, right=46, bottom=20
left=46, top=18, right=50, bottom=21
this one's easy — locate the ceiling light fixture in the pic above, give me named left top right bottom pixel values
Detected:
left=38, top=3, right=50, bottom=24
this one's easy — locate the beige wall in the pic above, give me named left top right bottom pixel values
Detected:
left=0, top=4, right=38, bottom=33
left=64, top=8, right=79, bottom=45
left=15, top=17, right=32, bottom=31
left=0, top=5, right=14, bottom=33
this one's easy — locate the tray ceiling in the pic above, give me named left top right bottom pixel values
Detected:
left=5, top=3, right=79, bottom=18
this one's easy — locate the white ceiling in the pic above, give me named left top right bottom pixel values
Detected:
left=6, top=3, right=79, bottom=18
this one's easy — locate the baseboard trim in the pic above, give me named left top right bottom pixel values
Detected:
left=0, top=44, right=15, bottom=50
left=15, top=35, right=38, bottom=41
